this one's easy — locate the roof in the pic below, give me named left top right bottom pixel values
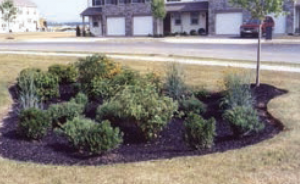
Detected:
left=166, top=1, right=208, bottom=12
left=0, top=0, right=37, bottom=7
left=81, top=7, right=102, bottom=16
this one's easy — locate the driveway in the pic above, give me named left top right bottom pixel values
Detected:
left=0, top=40, right=299, bottom=63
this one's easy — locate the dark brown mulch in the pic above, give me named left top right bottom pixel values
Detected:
left=0, top=84, right=287, bottom=166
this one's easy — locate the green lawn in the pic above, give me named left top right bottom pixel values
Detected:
left=0, top=54, right=299, bottom=184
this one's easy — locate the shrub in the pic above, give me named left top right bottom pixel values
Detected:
left=17, top=68, right=59, bottom=101
left=223, top=106, right=264, bottom=136
left=190, top=29, right=197, bottom=36
left=18, top=108, right=51, bottom=140
left=96, top=83, right=178, bottom=140
left=34, top=72, right=60, bottom=101
left=180, top=31, right=188, bottom=36
left=48, top=64, right=78, bottom=84
left=47, top=101, right=85, bottom=127
left=164, top=62, right=188, bottom=100
left=198, top=28, right=206, bottom=35
left=180, top=96, right=206, bottom=116
left=76, top=55, right=121, bottom=92
left=221, top=73, right=254, bottom=109
left=193, top=87, right=210, bottom=99
left=89, top=68, right=140, bottom=100
left=145, top=71, right=163, bottom=93
left=184, top=113, right=216, bottom=150
left=71, top=92, right=88, bottom=105
left=56, top=117, right=123, bottom=155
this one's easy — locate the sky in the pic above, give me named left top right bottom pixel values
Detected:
left=31, top=0, right=87, bottom=22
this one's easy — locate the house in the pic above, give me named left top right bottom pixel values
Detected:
left=0, top=0, right=40, bottom=33
left=81, top=0, right=300, bottom=37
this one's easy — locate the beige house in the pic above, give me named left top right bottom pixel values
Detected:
left=0, top=0, right=40, bottom=33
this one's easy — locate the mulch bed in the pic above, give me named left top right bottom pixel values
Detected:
left=0, top=84, right=287, bottom=166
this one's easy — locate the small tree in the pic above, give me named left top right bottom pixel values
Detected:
left=229, top=0, right=286, bottom=87
left=151, top=0, right=166, bottom=35
left=0, top=0, right=17, bottom=33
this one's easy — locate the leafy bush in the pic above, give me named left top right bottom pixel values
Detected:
left=72, top=92, right=88, bottom=106
left=180, top=96, right=206, bottom=116
left=47, top=101, right=85, bottom=127
left=184, top=113, right=216, bottom=150
left=76, top=55, right=121, bottom=91
left=96, top=84, right=178, bottom=140
left=34, top=72, right=60, bottom=101
left=56, top=117, right=123, bottom=155
left=190, top=29, right=197, bottom=35
left=164, top=62, right=188, bottom=100
left=223, top=106, right=264, bottom=136
left=17, top=68, right=59, bottom=101
left=193, top=87, right=210, bottom=99
left=89, top=68, right=140, bottom=100
left=18, top=108, right=51, bottom=140
left=221, top=73, right=254, bottom=109
left=48, top=64, right=78, bottom=84
left=198, top=28, right=206, bottom=35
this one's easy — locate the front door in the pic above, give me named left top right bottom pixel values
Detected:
left=163, top=13, right=171, bottom=34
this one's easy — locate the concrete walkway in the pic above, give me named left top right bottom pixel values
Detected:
left=5, top=37, right=300, bottom=45
left=1, top=50, right=300, bottom=73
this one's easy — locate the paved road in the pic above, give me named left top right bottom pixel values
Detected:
left=0, top=41, right=299, bottom=63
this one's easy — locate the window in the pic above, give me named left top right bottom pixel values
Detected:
left=92, top=17, right=99, bottom=27
left=119, top=0, right=125, bottom=4
left=190, top=12, right=199, bottom=25
left=93, top=0, right=104, bottom=6
left=132, top=0, right=143, bottom=3
left=106, top=0, right=114, bottom=4
left=174, top=13, right=181, bottom=25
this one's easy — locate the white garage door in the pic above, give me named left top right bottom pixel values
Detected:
left=133, top=16, right=153, bottom=36
left=107, top=17, right=125, bottom=36
left=270, top=14, right=286, bottom=34
left=216, top=12, right=243, bottom=35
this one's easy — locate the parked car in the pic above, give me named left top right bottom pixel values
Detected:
left=240, top=16, right=275, bottom=38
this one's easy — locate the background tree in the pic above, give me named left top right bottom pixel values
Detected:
left=229, top=0, right=286, bottom=87
left=0, top=0, right=17, bottom=33
left=151, top=0, right=166, bottom=35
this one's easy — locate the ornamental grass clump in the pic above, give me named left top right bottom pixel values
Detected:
left=221, top=73, right=254, bottom=109
left=164, top=62, right=188, bottom=100
left=56, top=117, right=123, bottom=155
left=221, top=73, right=264, bottom=136
left=17, top=68, right=59, bottom=101
left=223, top=106, right=264, bottom=136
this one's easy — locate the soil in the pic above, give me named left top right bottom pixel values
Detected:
left=0, top=84, right=287, bottom=166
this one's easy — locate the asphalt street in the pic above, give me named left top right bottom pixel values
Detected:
left=0, top=41, right=299, bottom=63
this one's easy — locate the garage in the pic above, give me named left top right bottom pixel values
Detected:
left=216, top=12, right=243, bottom=35
left=107, top=17, right=125, bottom=36
left=270, top=14, right=286, bottom=34
left=133, top=16, right=153, bottom=36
